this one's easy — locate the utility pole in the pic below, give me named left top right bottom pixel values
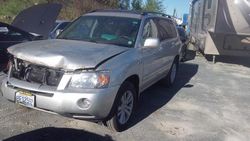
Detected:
left=173, top=8, right=177, bottom=17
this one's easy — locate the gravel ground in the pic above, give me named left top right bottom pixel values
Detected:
left=0, top=56, right=250, bottom=141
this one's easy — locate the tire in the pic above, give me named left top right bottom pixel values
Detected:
left=162, top=59, right=179, bottom=87
left=180, top=44, right=187, bottom=62
left=105, top=81, right=137, bottom=132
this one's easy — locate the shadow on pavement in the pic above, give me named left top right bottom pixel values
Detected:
left=130, top=62, right=199, bottom=128
left=206, top=55, right=250, bottom=68
left=4, top=127, right=114, bottom=141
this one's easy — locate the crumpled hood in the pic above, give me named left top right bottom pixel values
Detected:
left=8, top=39, right=129, bottom=70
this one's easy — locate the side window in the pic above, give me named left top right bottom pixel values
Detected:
left=207, top=0, right=212, bottom=9
left=157, top=19, right=171, bottom=41
left=156, top=19, right=174, bottom=40
left=142, top=19, right=158, bottom=44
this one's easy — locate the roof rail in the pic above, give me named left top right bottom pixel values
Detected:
left=89, top=9, right=141, bottom=15
left=142, top=12, right=172, bottom=18
left=89, top=9, right=173, bottom=18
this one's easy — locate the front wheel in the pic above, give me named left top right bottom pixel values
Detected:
left=105, top=81, right=136, bottom=132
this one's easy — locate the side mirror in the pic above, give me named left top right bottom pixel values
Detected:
left=0, top=27, right=9, bottom=33
left=55, top=29, right=63, bottom=37
left=143, top=38, right=160, bottom=48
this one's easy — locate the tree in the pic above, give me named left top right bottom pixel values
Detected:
left=119, top=0, right=130, bottom=9
left=131, top=0, right=143, bottom=11
left=143, top=0, right=165, bottom=13
left=72, top=0, right=119, bottom=17
left=0, top=0, right=44, bottom=23
left=0, top=0, right=120, bottom=23
left=0, top=0, right=167, bottom=23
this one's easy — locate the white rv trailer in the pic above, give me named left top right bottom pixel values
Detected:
left=189, top=0, right=250, bottom=61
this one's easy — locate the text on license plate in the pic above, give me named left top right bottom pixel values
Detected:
left=16, top=91, right=35, bottom=107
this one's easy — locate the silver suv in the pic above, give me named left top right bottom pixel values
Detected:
left=1, top=10, right=182, bottom=132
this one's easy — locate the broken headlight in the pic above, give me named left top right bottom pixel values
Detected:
left=69, top=71, right=110, bottom=89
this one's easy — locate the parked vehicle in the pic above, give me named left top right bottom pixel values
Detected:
left=49, top=20, right=71, bottom=39
left=0, top=3, right=62, bottom=70
left=189, top=0, right=250, bottom=62
left=177, top=26, right=189, bottom=61
left=1, top=10, right=182, bottom=132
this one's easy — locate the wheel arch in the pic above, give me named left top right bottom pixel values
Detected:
left=104, top=74, right=140, bottom=122
left=123, top=74, right=140, bottom=98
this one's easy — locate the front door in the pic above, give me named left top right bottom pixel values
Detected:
left=141, top=18, right=162, bottom=88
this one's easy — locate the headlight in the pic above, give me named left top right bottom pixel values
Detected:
left=69, top=71, right=110, bottom=89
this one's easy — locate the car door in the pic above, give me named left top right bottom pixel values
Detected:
left=155, top=19, right=180, bottom=75
left=140, top=18, right=163, bottom=88
left=168, top=21, right=181, bottom=62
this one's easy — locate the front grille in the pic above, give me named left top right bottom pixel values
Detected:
left=10, top=59, right=64, bottom=87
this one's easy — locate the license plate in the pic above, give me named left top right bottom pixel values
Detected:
left=16, top=91, right=35, bottom=107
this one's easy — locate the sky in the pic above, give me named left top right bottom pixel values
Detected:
left=163, top=0, right=190, bottom=18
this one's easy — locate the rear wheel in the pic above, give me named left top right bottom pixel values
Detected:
left=180, top=44, right=187, bottom=62
left=162, top=59, right=179, bottom=87
left=106, top=81, right=136, bottom=132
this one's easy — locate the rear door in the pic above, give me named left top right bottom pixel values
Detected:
left=154, top=18, right=180, bottom=75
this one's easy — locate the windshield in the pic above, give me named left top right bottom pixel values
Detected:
left=52, top=22, right=59, bottom=30
left=58, top=16, right=141, bottom=48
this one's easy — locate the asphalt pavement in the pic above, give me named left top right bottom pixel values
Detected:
left=0, top=56, right=250, bottom=141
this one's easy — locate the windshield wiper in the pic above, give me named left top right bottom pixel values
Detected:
left=57, top=37, right=71, bottom=40
left=96, top=41, right=130, bottom=47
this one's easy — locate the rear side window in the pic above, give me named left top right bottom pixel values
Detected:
left=155, top=19, right=177, bottom=41
left=156, top=19, right=171, bottom=40
left=169, top=22, right=177, bottom=38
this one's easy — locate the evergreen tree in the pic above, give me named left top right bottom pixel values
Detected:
left=144, top=0, right=165, bottom=13
left=119, top=0, right=130, bottom=10
left=131, top=0, right=143, bottom=11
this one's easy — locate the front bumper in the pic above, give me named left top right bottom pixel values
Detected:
left=1, top=78, right=119, bottom=120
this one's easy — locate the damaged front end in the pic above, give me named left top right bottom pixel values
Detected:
left=1, top=56, right=118, bottom=120
left=9, top=58, right=64, bottom=87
